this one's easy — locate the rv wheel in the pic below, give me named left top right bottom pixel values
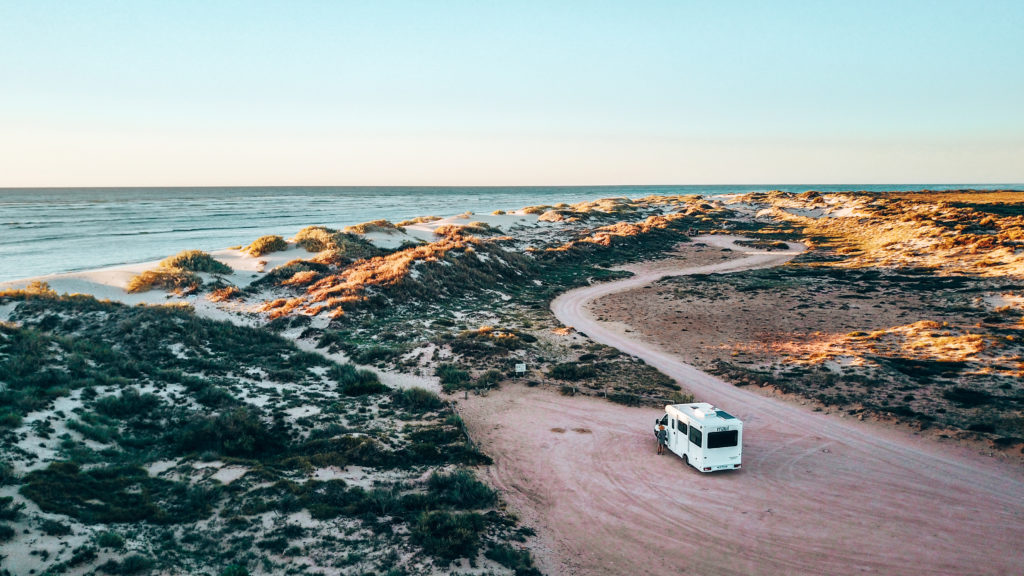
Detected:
left=682, top=454, right=688, bottom=465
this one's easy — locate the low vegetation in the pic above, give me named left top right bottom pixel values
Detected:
left=245, top=235, right=287, bottom=256
left=127, top=250, right=231, bottom=293
left=0, top=290, right=536, bottom=575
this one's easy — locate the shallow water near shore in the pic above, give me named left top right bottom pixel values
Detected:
left=1, top=183, right=1017, bottom=281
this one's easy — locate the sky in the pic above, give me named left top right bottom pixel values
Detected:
left=1, top=0, right=1022, bottom=187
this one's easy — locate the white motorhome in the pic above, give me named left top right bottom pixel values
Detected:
left=654, top=402, right=742, bottom=472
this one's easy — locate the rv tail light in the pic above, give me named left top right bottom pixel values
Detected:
left=703, top=467, right=711, bottom=471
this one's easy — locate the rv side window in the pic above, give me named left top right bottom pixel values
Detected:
left=678, top=420, right=687, bottom=434
left=688, top=427, right=702, bottom=447
left=707, top=430, right=738, bottom=449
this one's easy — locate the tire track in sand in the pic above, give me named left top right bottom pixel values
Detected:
left=459, top=236, right=1024, bottom=576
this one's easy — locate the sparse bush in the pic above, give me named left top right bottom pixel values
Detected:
left=0, top=496, right=23, bottom=520
left=396, top=215, right=442, bottom=226
left=95, top=388, right=161, bottom=419
left=475, top=369, right=504, bottom=388
left=394, top=387, right=444, bottom=412
left=668, top=391, right=695, bottom=405
left=547, top=363, right=596, bottom=381
left=22, top=462, right=218, bottom=524
left=353, top=346, right=395, bottom=364
left=344, top=219, right=399, bottom=234
left=221, top=565, right=250, bottom=576
left=436, top=363, right=471, bottom=391
left=40, top=518, right=72, bottom=536
left=427, top=469, right=496, bottom=509
left=160, top=250, right=232, bottom=274
left=101, top=554, right=154, bottom=574
left=126, top=269, right=201, bottom=293
left=246, top=235, right=287, bottom=256
left=486, top=544, right=541, bottom=576
left=0, top=524, right=14, bottom=542
left=462, top=221, right=502, bottom=236
left=177, top=407, right=282, bottom=458
left=96, top=531, right=125, bottom=549
left=330, top=363, right=387, bottom=396
left=292, top=226, right=335, bottom=252
left=209, top=286, right=242, bottom=302
left=943, top=387, right=992, bottom=407
left=606, top=391, right=638, bottom=405
left=411, top=510, right=486, bottom=562
left=67, top=545, right=98, bottom=567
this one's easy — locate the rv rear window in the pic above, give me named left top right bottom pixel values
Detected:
left=707, top=430, right=738, bottom=449
left=688, top=427, right=702, bottom=447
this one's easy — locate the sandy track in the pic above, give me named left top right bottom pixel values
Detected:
left=460, top=237, right=1024, bottom=576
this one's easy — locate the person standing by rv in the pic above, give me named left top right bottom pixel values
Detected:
left=656, top=425, right=668, bottom=455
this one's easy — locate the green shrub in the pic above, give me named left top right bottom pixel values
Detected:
left=246, top=235, right=288, bottom=256
left=330, top=364, right=387, bottom=396
left=427, top=469, right=496, bottom=509
left=475, top=369, right=504, bottom=388
left=394, top=387, right=444, bottom=412
left=0, top=409, right=22, bottom=429
left=221, top=565, right=250, bottom=576
left=0, top=496, right=23, bottom=520
left=0, top=524, right=14, bottom=542
left=21, top=462, right=217, bottom=524
left=40, top=518, right=72, bottom=535
left=608, top=392, right=641, bottom=406
left=411, top=510, right=486, bottom=562
left=96, top=531, right=125, bottom=549
left=101, top=554, right=154, bottom=574
left=436, top=363, right=470, bottom=391
left=95, top=388, right=161, bottom=419
left=485, top=544, right=541, bottom=576
left=160, top=250, right=232, bottom=274
left=176, top=407, right=282, bottom=458
left=353, top=346, right=394, bottom=364
left=547, top=363, right=596, bottom=381
left=67, top=545, right=98, bottom=567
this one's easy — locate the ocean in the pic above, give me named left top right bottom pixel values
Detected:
left=0, top=184, right=1018, bottom=282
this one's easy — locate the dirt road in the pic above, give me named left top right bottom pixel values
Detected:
left=459, top=237, right=1024, bottom=576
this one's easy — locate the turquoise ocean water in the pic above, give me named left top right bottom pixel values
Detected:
left=0, top=184, right=1019, bottom=282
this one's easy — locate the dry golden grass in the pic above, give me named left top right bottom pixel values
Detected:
left=126, top=269, right=200, bottom=294
left=343, top=219, right=400, bottom=234
left=208, top=286, right=242, bottom=302
left=245, top=235, right=288, bottom=256
left=127, top=250, right=232, bottom=293
left=292, top=226, right=336, bottom=252
left=259, top=232, right=482, bottom=318
left=396, top=215, right=442, bottom=226
left=752, top=192, right=1024, bottom=278
left=538, top=210, right=567, bottom=222
left=547, top=213, right=689, bottom=252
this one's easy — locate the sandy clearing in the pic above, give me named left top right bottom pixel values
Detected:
left=459, top=236, right=1024, bottom=576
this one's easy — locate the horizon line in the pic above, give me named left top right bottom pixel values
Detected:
left=3, top=182, right=1024, bottom=191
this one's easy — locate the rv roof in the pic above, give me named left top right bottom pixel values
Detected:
left=666, top=402, right=743, bottom=427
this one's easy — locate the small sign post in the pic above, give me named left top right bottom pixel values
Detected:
left=514, top=363, right=527, bottom=379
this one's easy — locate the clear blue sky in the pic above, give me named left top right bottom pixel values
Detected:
left=1, top=0, right=1022, bottom=186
